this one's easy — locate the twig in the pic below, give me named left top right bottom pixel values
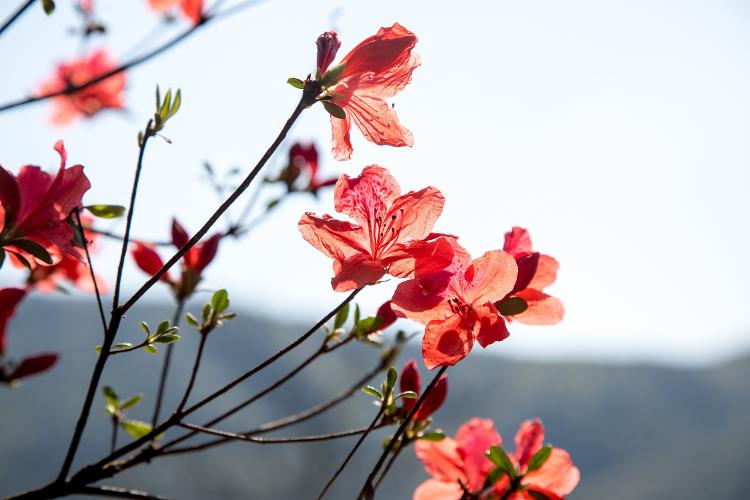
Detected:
left=175, top=330, right=208, bottom=413
left=78, top=485, right=173, bottom=500
left=178, top=422, right=386, bottom=444
left=151, top=299, right=185, bottom=427
left=0, top=0, right=36, bottom=38
left=74, top=208, right=107, bottom=331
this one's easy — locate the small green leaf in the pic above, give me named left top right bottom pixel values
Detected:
left=42, top=0, right=55, bottom=15
left=486, top=467, right=506, bottom=487
left=202, top=303, right=211, bottom=321
left=143, top=344, right=158, bottom=355
left=85, top=204, right=125, bottom=219
left=356, top=316, right=384, bottom=336
left=361, top=386, right=382, bottom=399
left=527, top=445, right=553, bottom=472
left=120, top=394, right=144, bottom=410
left=495, top=296, right=529, bottom=316
left=154, top=334, right=180, bottom=344
left=486, top=445, right=517, bottom=479
left=211, top=289, right=229, bottom=313
left=266, top=199, right=280, bottom=211
left=102, top=386, right=119, bottom=406
left=155, top=85, right=161, bottom=110
left=112, top=342, right=134, bottom=350
left=139, top=321, right=150, bottom=334
left=169, top=89, right=181, bottom=118
left=287, top=77, right=305, bottom=89
left=156, top=320, right=170, bottom=333
left=121, top=419, right=153, bottom=439
left=159, top=88, right=172, bottom=121
left=104, top=403, right=117, bottom=415
left=322, top=101, right=346, bottom=120
left=185, top=313, right=199, bottom=327
left=9, top=251, right=32, bottom=271
left=418, top=431, right=446, bottom=441
left=354, top=304, right=361, bottom=325
left=333, top=303, right=349, bottom=330
left=397, top=391, right=418, bottom=400
left=386, top=367, right=398, bottom=391
left=8, top=240, right=53, bottom=264
left=219, top=312, right=237, bottom=321
left=319, top=64, right=345, bottom=87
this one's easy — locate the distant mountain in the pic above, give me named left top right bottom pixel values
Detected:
left=1, top=297, right=748, bottom=499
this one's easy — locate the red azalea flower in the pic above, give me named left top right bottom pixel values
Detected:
left=148, top=0, right=204, bottom=25
left=0, top=141, right=91, bottom=267
left=130, top=218, right=221, bottom=299
left=271, top=143, right=338, bottom=194
left=391, top=238, right=517, bottom=369
left=0, top=288, right=26, bottom=355
left=498, top=227, right=564, bottom=325
left=399, top=359, right=447, bottom=421
left=374, top=300, right=398, bottom=332
left=38, top=49, right=126, bottom=126
left=298, top=165, right=450, bottom=292
left=315, top=23, right=420, bottom=160
left=414, top=418, right=580, bottom=500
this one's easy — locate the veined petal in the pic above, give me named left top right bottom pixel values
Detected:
left=523, top=448, right=580, bottom=496
left=330, top=254, right=386, bottom=291
left=347, top=94, right=414, bottom=148
left=503, top=226, right=533, bottom=258
left=415, top=435, right=465, bottom=484
left=391, top=278, right=451, bottom=325
left=529, top=254, right=559, bottom=290
left=514, top=419, right=545, bottom=471
left=474, top=304, right=510, bottom=348
left=388, top=186, right=445, bottom=243
left=413, top=479, right=462, bottom=500
left=455, top=418, right=503, bottom=493
left=340, top=23, right=418, bottom=82
left=422, top=314, right=473, bottom=369
left=298, top=213, right=367, bottom=261
left=466, top=250, right=517, bottom=306
left=512, top=289, right=564, bottom=325
left=333, top=165, right=400, bottom=227
left=330, top=113, right=353, bottom=161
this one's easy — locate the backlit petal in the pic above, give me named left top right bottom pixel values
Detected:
left=474, top=304, right=510, bottom=348
left=298, top=213, right=367, bottom=261
left=331, top=253, right=385, bottom=291
left=422, top=314, right=473, bottom=369
left=465, top=250, right=517, bottom=306
left=512, top=289, right=564, bottom=325
left=523, top=448, right=580, bottom=496
left=333, top=165, right=400, bottom=227
left=514, top=419, right=545, bottom=470
left=347, top=94, right=414, bottom=148
left=415, top=436, right=465, bottom=484
left=455, top=418, right=503, bottom=493
left=413, top=479, right=462, bottom=500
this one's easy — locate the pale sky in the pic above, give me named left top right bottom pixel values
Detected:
left=1, top=0, right=749, bottom=365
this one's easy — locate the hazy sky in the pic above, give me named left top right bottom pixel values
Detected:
left=1, top=0, right=749, bottom=365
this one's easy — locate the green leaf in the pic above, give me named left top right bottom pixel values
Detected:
left=102, top=386, right=119, bottom=406
left=120, top=394, right=144, bottom=410
left=486, top=445, right=517, bottom=479
left=94, top=345, right=102, bottom=353
left=155, top=85, right=161, bottom=110
left=42, top=0, right=55, bottom=15
left=8, top=240, right=53, bottom=264
left=418, top=431, right=446, bottom=441
left=354, top=304, right=361, bottom=325
left=361, top=385, right=382, bottom=399
left=319, top=64, right=345, bottom=87
left=356, top=316, right=384, bottom=335
left=159, top=88, right=172, bottom=121
left=139, top=321, right=150, bottom=334
left=121, top=419, right=153, bottom=439
left=287, top=77, right=305, bottom=89
left=112, top=342, right=134, bottom=350
left=143, top=344, right=158, bottom=355
left=397, top=391, right=418, bottom=400
left=495, top=296, right=529, bottom=316
left=156, top=319, right=170, bottom=333
left=8, top=251, right=32, bottom=271
left=386, top=367, right=398, bottom=391
left=527, top=491, right=553, bottom=500
left=154, top=334, right=181, bottom=344
left=486, top=467, right=506, bottom=487
left=85, top=204, right=125, bottom=219
left=266, top=199, right=280, bottom=211
left=104, top=403, right=117, bottom=415
left=527, top=445, right=553, bottom=472
left=169, top=89, right=181, bottom=118
left=333, top=303, right=349, bottom=330
left=185, top=312, right=199, bottom=327
left=211, top=289, right=229, bottom=313
left=322, top=101, right=346, bottom=120
left=219, top=312, right=237, bottom=321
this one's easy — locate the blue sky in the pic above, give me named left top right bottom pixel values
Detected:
left=1, top=0, right=749, bottom=365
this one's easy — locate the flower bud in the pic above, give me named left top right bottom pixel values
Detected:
left=400, top=359, right=421, bottom=413
left=316, top=31, right=341, bottom=76
left=414, top=374, right=447, bottom=421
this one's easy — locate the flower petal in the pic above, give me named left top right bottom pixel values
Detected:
left=340, top=23, right=418, bottom=85
left=389, top=186, right=445, bottom=243
left=415, top=374, right=447, bottom=421
left=391, top=278, right=451, bottom=325
left=331, top=253, right=385, bottom=291
left=330, top=113, right=353, bottom=161
left=130, top=242, right=169, bottom=281
left=503, top=226, right=533, bottom=258
left=523, top=448, right=580, bottom=496
left=422, top=314, right=473, bottom=369
left=0, top=288, right=26, bottom=355
left=10, top=353, right=58, bottom=380
left=347, top=94, right=414, bottom=148
left=514, top=419, right=545, bottom=471
left=474, top=304, right=510, bottom=348
left=465, top=250, right=517, bottom=306
left=455, top=418, right=503, bottom=493
left=413, top=479, right=462, bottom=500
left=529, top=254, right=559, bottom=290
left=400, top=359, right=421, bottom=413
left=298, top=213, right=367, bottom=261
left=512, top=289, right=564, bottom=325
left=415, top=435, right=465, bottom=484
left=333, top=165, right=400, bottom=227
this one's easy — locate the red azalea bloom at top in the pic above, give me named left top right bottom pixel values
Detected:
left=414, top=418, right=580, bottom=500
left=498, top=227, right=564, bottom=325
left=130, top=218, right=221, bottom=299
left=0, top=141, right=91, bottom=267
left=399, top=359, right=447, bottom=421
left=298, top=165, right=450, bottom=292
left=148, top=0, right=204, bottom=25
left=391, top=238, right=517, bottom=369
left=38, top=49, right=126, bottom=126
left=315, top=23, right=420, bottom=160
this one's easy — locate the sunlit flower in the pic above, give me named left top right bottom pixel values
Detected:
left=299, top=165, right=450, bottom=291
left=148, top=0, right=204, bottom=25
left=315, top=23, right=419, bottom=160
left=38, top=49, right=126, bottom=125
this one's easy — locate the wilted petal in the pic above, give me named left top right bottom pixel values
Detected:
left=422, top=314, right=473, bottom=369
left=514, top=419, right=545, bottom=470
left=455, top=418, right=502, bottom=493
left=512, top=289, right=564, bottom=325
left=413, top=479, right=462, bottom=500
left=523, top=448, right=580, bottom=496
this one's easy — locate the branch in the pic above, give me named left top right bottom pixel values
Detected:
left=178, top=422, right=387, bottom=444
left=78, top=485, right=174, bottom=500
left=151, top=299, right=186, bottom=427
left=0, top=0, right=36, bottom=39
left=74, top=208, right=108, bottom=331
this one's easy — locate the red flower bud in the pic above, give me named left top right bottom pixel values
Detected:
left=375, top=301, right=397, bottom=332
left=171, top=218, right=190, bottom=249
left=414, top=374, right=447, bottom=420
left=400, top=359, right=421, bottom=412
left=10, top=353, right=58, bottom=380
left=316, top=31, right=341, bottom=76
left=130, top=242, right=170, bottom=282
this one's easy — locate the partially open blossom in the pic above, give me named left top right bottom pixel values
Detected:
left=299, top=165, right=451, bottom=291
left=414, top=418, right=579, bottom=500
left=315, top=23, right=420, bottom=160
left=391, top=238, right=517, bottom=369
left=38, top=49, right=126, bottom=126
left=268, top=143, right=337, bottom=195
left=148, top=0, right=204, bottom=25
left=316, top=32, right=341, bottom=76
left=0, top=141, right=90, bottom=267
left=498, top=227, right=564, bottom=325
left=400, top=359, right=447, bottom=420
left=130, top=218, right=221, bottom=299
left=375, top=300, right=398, bottom=332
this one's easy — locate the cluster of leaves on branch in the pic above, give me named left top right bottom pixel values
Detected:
left=0, top=7, right=581, bottom=499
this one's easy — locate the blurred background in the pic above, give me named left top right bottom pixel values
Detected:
left=1, top=0, right=749, bottom=498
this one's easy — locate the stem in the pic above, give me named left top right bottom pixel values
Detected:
left=178, top=422, right=386, bottom=444
left=357, top=366, right=448, bottom=499
left=109, top=418, right=118, bottom=454
left=118, top=98, right=307, bottom=314
left=0, top=0, right=36, bottom=39
left=78, top=485, right=173, bottom=500
left=151, top=299, right=185, bottom=427
left=175, top=330, right=207, bottom=413
left=315, top=405, right=386, bottom=500
left=74, top=208, right=107, bottom=331
left=373, top=439, right=407, bottom=491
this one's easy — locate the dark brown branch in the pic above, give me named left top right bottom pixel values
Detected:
left=74, top=208, right=107, bottom=331
left=178, top=422, right=386, bottom=444
left=0, top=0, right=36, bottom=38
left=175, top=329, right=208, bottom=413
left=78, top=485, right=173, bottom=500
left=151, top=299, right=186, bottom=427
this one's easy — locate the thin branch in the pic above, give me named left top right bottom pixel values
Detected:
left=175, top=330, right=208, bottom=413
left=357, top=366, right=449, bottom=499
left=178, top=422, right=386, bottom=444
left=0, top=0, right=267, bottom=113
left=373, top=439, right=407, bottom=491
left=315, top=405, right=386, bottom=500
left=109, top=418, right=118, bottom=455
left=78, top=485, right=174, bottom=500
left=151, top=299, right=185, bottom=427
left=74, top=208, right=107, bottom=331
left=0, top=0, right=36, bottom=39
left=84, top=226, right=172, bottom=247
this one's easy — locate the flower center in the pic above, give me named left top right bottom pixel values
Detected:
left=369, top=209, right=403, bottom=259
left=447, top=297, right=471, bottom=318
